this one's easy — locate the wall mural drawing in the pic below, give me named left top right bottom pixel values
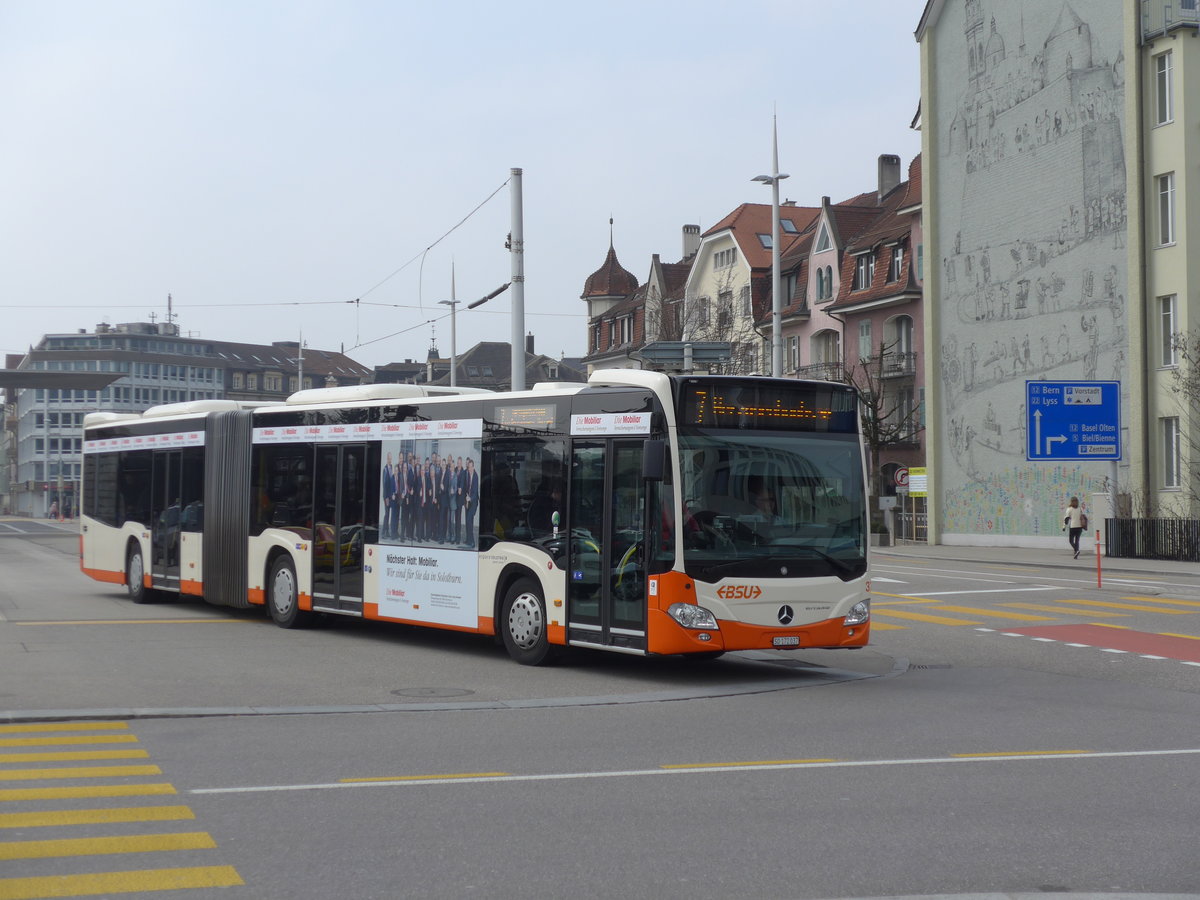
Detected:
left=933, top=0, right=1126, bottom=538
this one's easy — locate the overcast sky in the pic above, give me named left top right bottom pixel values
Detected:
left=0, top=0, right=925, bottom=371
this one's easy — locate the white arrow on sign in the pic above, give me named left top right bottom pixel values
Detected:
left=1045, top=435, right=1066, bottom=454
left=1033, top=409, right=1042, bottom=455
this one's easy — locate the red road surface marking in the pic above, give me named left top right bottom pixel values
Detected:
left=1005, top=624, right=1200, bottom=663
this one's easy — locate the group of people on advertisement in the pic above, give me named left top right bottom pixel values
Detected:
left=380, top=451, right=478, bottom=547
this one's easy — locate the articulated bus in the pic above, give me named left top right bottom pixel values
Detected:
left=80, top=370, right=871, bottom=664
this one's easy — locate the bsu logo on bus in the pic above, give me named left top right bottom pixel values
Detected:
left=716, top=585, right=762, bottom=600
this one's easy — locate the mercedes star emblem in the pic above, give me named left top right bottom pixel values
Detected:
left=778, top=605, right=794, bottom=625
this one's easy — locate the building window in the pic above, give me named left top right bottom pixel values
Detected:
left=593, top=323, right=602, bottom=351
left=917, top=244, right=923, bottom=280
left=619, top=316, right=632, bottom=345
left=1156, top=51, right=1173, bottom=125
left=892, top=315, right=914, bottom=356
left=858, top=320, right=872, bottom=362
left=696, top=297, right=710, bottom=327
left=1158, top=172, right=1175, bottom=245
left=247, top=374, right=258, bottom=390
left=231, top=372, right=244, bottom=389
left=1162, top=417, right=1181, bottom=488
left=1160, top=295, right=1178, bottom=367
left=814, top=224, right=831, bottom=253
left=887, top=245, right=904, bottom=282
left=740, top=285, right=751, bottom=316
left=714, top=247, right=737, bottom=269
left=787, top=336, right=799, bottom=372
left=853, top=254, right=875, bottom=290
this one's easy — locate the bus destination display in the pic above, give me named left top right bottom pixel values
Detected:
left=494, top=403, right=558, bottom=430
left=679, top=383, right=857, bottom=433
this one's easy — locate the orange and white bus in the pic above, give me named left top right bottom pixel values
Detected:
left=80, top=370, right=871, bottom=664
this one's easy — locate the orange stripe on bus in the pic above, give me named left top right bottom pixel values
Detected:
left=80, top=567, right=125, bottom=586
left=180, top=580, right=203, bottom=596
left=247, top=589, right=265, bottom=606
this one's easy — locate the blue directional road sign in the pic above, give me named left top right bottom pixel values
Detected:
left=1026, top=380, right=1120, bottom=461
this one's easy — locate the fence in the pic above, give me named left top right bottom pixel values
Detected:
left=1105, top=518, right=1200, bottom=562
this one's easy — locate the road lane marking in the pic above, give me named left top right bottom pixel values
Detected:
left=14, top=618, right=248, bottom=626
left=951, top=750, right=1086, bottom=757
left=906, top=588, right=1058, bottom=596
left=1052, top=598, right=1194, bottom=614
left=0, top=865, right=243, bottom=898
left=0, top=784, right=176, bottom=802
left=340, top=772, right=508, bottom=783
left=0, top=805, right=195, bottom=829
left=931, top=605, right=1055, bottom=621
left=0, top=750, right=149, bottom=763
left=1120, top=596, right=1200, bottom=608
left=661, top=758, right=839, bottom=769
left=869, top=621, right=906, bottom=630
left=0, top=831, right=215, bottom=860
left=1000, top=602, right=1128, bottom=617
left=0, top=723, right=129, bottom=734
left=1159, top=632, right=1200, bottom=641
left=872, top=598, right=941, bottom=605
left=0, top=735, right=138, bottom=748
left=870, top=608, right=982, bottom=626
left=0, top=765, right=161, bottom=781
left=189, top=747, right=1200, bottom=796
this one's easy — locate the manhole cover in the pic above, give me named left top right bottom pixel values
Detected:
left=391, top=688, right=475, bottom=698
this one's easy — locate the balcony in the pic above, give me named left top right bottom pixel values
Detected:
left=881, top=351, right=918, bottom=378
left=1142, top=0, right=1199, bottom=39
left=795, top=362, right=846, bottom=383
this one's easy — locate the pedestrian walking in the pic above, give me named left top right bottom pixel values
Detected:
left=1062, top=495, right=1087, bottom=558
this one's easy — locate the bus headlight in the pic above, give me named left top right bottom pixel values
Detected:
left=668, top=603, right=718, bottom=630
left=843, top=600, right=870, bottom=626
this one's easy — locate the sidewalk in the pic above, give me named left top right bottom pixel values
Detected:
left=875, top=540, right=1199, bottom=580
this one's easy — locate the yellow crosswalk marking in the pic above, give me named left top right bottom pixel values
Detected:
left=1120, top=596, right=1200, bottom=608
left=0, top=765, right=161, bottom=781
left=0, top=805, right=194, bottom=829
left=869, top=621, right=906, bottom=630
left=0, top=831, right=215, bottom=860
left=933, top=605, right=1055, bottom=621
left=0, top=865, right=243, bottom=898
left=1158, top=631, right=1200, bottom=641
left=871, top=608, right=982, bottom=625
left=0, top=783, right=176, bottom=802
left=0, top=750, right=149, bottom=763
left=1054, top=598, right=1194, bottom=614
left=0, top=723, right=128, bottom=734
left=1000, top=602, right=1127, bottom=617
left=0, top=735, right=138, bottom=748
left=0, top=806, right=194, bottom=835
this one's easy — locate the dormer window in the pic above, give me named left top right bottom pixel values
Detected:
left=887, top=245, right=904, bottom=282
left=853, top=253, right=875, bottom=291
left=714, top=248, right=737, bottom=268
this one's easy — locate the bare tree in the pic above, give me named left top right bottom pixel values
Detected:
left=842, top=338, right=924, bottom=496
left=1164, top=329, right=1200, bottom=513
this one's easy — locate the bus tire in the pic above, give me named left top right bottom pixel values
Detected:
left=126, top=544, right=154, bottom=604
left=267, top=555, right=310, bottom=629
left=500, top=577, right=555, bottom=666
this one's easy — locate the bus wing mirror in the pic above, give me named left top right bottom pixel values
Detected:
left=641, top=439, right=666, bottom=482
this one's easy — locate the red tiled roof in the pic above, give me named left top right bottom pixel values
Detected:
left=581, top=243, right=640, bottom=299
left=704, top=203, right=820, bottom=270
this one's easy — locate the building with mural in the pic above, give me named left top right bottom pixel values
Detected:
left=917, top=0, right=1195, bottom=545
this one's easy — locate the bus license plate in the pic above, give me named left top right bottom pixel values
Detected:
left=773, top=636, right=800, bottom=647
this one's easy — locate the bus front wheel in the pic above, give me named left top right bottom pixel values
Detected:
left=267, top=556, right=310, bottom=629
left=500, top=578, right=555, bottom=666
left=126, top=544, right=154, bottom=604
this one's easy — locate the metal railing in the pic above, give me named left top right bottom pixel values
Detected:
left=882, top=351, right=918, bottom=377
left=1142, top=0, right=1200, bottom=39
left=794, top=362, right=845, bottom=382
left=1105, top=517, right=1200, bottom=562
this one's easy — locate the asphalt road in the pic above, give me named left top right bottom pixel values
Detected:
left=2, top=526, right=1198, bottom=899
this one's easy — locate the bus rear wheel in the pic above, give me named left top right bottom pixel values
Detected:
left=500, top=578, right=555, bottom=666
left=126, top=544, right=155, bottom=604
left=267, top=556, right=310, bottom=629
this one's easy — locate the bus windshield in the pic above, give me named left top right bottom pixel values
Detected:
left=677, top=429, right=866, bottom=582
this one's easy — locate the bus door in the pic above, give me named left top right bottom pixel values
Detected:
left=150, top=450, right=181, bottom=590
left=566, top=440, right=647, bottom=651
left=311, top=444, right=367, bottom=614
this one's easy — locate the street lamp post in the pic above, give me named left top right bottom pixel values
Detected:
left=438, top=298, right=460, bottom=387
left=753, top=115, right=790, bottom=379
